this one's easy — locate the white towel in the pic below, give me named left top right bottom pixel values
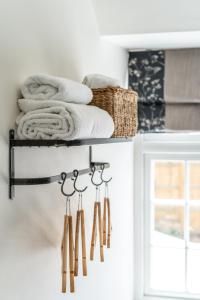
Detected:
left=16, top=99, right=114, bottom=140
left=82, top=74, right=120, bottom=89
left=21, top=74, right=93, bottom=104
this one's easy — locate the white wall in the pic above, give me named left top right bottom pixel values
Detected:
left=92, top=0, right=200, bottom=35
left=0, top=1, right=134, bottom=300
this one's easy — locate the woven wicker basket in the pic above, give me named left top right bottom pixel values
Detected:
left=90, top=87, right=138, bottom=137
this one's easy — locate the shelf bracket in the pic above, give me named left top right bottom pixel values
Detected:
left=9, top=129, right=15, bottom=199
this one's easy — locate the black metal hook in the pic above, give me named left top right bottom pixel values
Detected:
left=100, top=164, right=112, bottom=184
left=90, top=165, right=103, bottom=187
left=73, top=170, right=88, bottom=193
left=60, top=172, right=76, bottom=197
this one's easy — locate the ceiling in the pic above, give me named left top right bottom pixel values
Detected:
left=92, top=0, right=200, bottom=49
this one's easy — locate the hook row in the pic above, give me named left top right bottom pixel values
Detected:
left=60, top=164, right=112, bottom=197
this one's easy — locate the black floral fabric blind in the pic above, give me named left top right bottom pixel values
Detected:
left=129, top=51, right=165, bottom=132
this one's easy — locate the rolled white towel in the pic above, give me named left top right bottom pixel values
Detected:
left=21, top=74, right=93, bottom=104
left=83, top=74, right=120, bottom=89
left=16, top=99, right=114, bottom=140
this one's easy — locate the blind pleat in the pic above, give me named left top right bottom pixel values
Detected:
left=166, top=103, right=200, bottom=131
left=165, top=49, right=200, bottom=104
left=165, top=49, right=200, bottom=131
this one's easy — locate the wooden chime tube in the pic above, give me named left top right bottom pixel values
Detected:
left=97, top=202, right=104, bottom=262
left=68, top=215, right=75, bottom=293
left=90, top=202, right=98, bottom=261
left=61, top=215, right=68, bottom=293
left=61, top=214, right=75, bottom=293
left=74, top=211, right=81, bottom=276
left=74, top=209, right=87, bottom=276
left=107, top=198, right=111, bottom=248
left=80, top=209, right=87, bottom=276
left=103, top=197, right=111, bottom=248
left=103, top=197, right=107, bottom=245
left=90, top=202, right=104, bottom=262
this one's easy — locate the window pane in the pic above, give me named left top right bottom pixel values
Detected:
left=150, top=247, right=185, bottom=292
left=154, top=161, right=184, bottom=199
left=190, top=206, right=200, bottom=244
left=188, top=249, right=200, bottom=293
left=154, top=205, right=184, bottom=241
left=189, top=162, right=200, bottom=200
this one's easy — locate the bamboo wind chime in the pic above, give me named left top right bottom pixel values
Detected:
left=74, top=193, right=87, bottom=277
left=60, top=165, right=112, bottom=294
left=60, top=170, right=88, bottom=294
left=90, top=186, right=104, bottom=262
left=90, top=165, right=112, bottom=262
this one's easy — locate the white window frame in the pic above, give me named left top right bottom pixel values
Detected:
left=133, top=133, right=200, bottom=300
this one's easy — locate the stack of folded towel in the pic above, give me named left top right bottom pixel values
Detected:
left=16, top=74, right=115, bottom=140
left=82, top=74, right=120, bottom=89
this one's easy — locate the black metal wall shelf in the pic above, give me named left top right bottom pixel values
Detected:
left=9, top=130, right=132, bottom=148
left=9, top=129, right=132, bottom=200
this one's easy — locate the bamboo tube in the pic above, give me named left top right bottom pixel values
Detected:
left=97, top=202, right=104, bottom=262
left=80, top=210, right=87, bottom=276
left=90, top=202, right=98, bottom=260
left=103, top=197, right=107, bottom=246
left=61, top=215, right=68, bottom=293
left=107, top=198, right=111, bottom=248
left=68, top=216, right=75, bottom=293
left=74, top=211, right=81, bottom=276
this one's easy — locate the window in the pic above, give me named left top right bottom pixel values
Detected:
left=134, top=133, right=200, bottom=300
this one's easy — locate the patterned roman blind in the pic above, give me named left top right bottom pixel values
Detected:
left=129, top=49, right=200, bottom=132
left=129, top=51, right=165, bottom=132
